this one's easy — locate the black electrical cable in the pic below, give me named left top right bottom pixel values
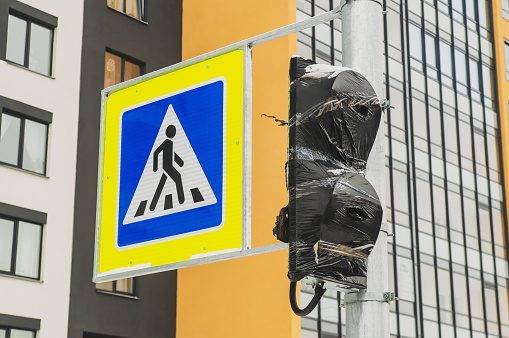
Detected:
left=289, top=281, right=326, bottom=317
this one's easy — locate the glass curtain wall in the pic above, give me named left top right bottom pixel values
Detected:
left=296, top=0, right=508, bottom=337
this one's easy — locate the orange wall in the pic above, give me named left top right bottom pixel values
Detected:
left=493, top=0, right=509, bottom=235
left=177, top=1, right=298, bottom=337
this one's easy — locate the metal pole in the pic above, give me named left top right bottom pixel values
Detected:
left=341, top=0, right=389, bottom=337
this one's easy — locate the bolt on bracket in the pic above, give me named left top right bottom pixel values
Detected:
left=341, top=291, right=397, bottom=307
left=380, top=99, right=393, bottom=110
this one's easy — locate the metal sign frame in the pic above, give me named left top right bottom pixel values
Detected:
left=93, top=6, right=342, bottom=283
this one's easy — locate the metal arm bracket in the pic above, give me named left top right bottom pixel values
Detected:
left=342, top=291, right=396, bottom=307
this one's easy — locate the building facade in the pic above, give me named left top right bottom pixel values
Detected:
left=1, top=0, right=509, bottom=337
left=0, top=0, right=83, bottom=336
left=0, top=1, right=182, bottom=337
left=297, top=0, right=509, bottom=337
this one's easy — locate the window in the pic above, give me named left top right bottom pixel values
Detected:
left=0, top=314, right=40, bottom=337
left=505, top=40, right=509, bottom=81
left=6, top=13, right=54, bottom=76
left=0, top=217, right=43, bottom=280
left=503, top=0, right=509, bottom=20
left=409, top=23, right=423, bottom=70
left=96, top=51, right=142, bottom=295
left=104, top=51, right=141, bottom=88
left=96, top=278, right=135, bottom=295
left=107, top=0, right=144, bottom=20
left=0, top=327, right=36, bottom=338
left=0, top=111, right=48, bottom=175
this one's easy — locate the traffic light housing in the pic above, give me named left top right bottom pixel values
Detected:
left=275, top=56, right=383, bottom=314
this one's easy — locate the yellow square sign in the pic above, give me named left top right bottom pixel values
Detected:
left=94, top=48, right=246, bottom=282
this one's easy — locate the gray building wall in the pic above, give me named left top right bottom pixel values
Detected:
left=68, top=2, right=182, bottom=337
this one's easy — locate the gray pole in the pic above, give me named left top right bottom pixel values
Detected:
left=341, top=0, right=390, bottom=337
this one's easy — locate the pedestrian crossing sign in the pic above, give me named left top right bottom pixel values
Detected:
left=94, top=49, right=246, bottom=282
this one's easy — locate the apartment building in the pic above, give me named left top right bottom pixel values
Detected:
left=2, top=0, right=509, bottom=337
left=0, top=1, right=181, bottom=337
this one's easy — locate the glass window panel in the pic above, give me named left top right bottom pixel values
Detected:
left=397, top=257, right=415, bottom=302
left=10, top=330, right=34, bottom=338
left=420, top=233, right=434, bottom=255
left=22, top=119, right=47, bottom=174
left=478, top=0, right=487, bottom=28
left=498, top=286, right=509, bottom=326
left=425, top=34, right=436, bottom=68
left=459, top=121, right=472, bottom=159
left=0, top=113, right=21, bottom=166
left=492, top=210, right=503, bottom=246
left=486, top=134, right=498, bottom=170
left=301, top=329, right=318, bottom=338
left=464, top=197, right=478, bottom=237
left=469, top=59, right=480, bottom=92
left=387, top=10, right=401, bottom=49
left=0, top=218, right=14, bottom=272
left=393, top=170, right=409, bottom=213
left=465, top=0, right=475, bottom=19
left=96, top=281, right=114, bottom=291
left=417, top=179, right=432, bottom=221
left=124, top=60, right=140, bottom=81
left=15, top=221, right=41, bottom=279
left=107, top=0, right=124, bottom=11
left=455, top=49, right=467, bottom=84
left=438, top=269, right=452, bottom=311
left=28, top=23, right=52, bottom=76
left=424, top=320, right=439, bottom=337
left=409, top=24, right=423, bottom=70
left=400, top=314, right=417, bottom=337
left=116, top=278, right=133, bottom=293
left=440, top=41, right=453, bottom=85
left=469, top=277, right=484, bottom=319
left=453, top=272, right=469, bottom=316
left=451, top=243, right=466, bottom=264
left=104, top=52, right=122, bottom=88
left=429, top=107, right=442, bottom=145
left=479, top=208, right=491, bottom=241
left=412, top=99, right=427, bottom=139
left=421, top=263, right=437, bottom=306
left=6, top=15, right=27, bottom=65
left=482, top=64, right=493, bottom=98
left=408, top=0, right=422, bottom=14
left=443, top=113, right=457, bottom=151
left=452, top=0, right=463, bottom=13
left=0, top=329, right=5, bottom=338
left=126, top=0, right=142, bottom=19
left=448, top=191, right=463, bottom=232
left=320, top=296, right=339, bottom=322
left=503, top=0, right=509, bottom=19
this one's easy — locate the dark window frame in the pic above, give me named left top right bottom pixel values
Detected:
left=6, top=10, right=55, bottom=76
left=96, top=278, right=137, bottom=297
left=105, top=48, right=144, bottom=84
left=0, top=108, right=50, bottom=176
left=94, top=50, right=142, bottom=297
left=106, top=0, right=145, bottom=22
left=0, top=326, right=36, bottom=338
left=0, top=96, right=52, bottom=176
left=0, top=215, right=44, bottom=281
left=0, top=202, right=46, bottom=281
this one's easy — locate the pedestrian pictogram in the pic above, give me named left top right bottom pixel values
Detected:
left=123, top=104, right=217, bottom=225
left=123, top=105, right=217, bottom=224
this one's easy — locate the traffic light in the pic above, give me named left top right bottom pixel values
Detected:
left=274, top=56, right=383, bottom=316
